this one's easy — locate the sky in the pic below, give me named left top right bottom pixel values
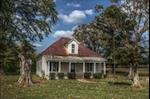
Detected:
left=34, top=0, right=112, bottom=53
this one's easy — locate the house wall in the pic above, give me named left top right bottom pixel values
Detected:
left=61, top=62, right=69, bottom=74
left=67, top=40, right=79, bottom=54
left=42, top=56, right=48, bottom=75
left=36, top=57, right=42, bottom=77
left=36, top=56, right=48, bottom=77
left=96, top=63, right=102, bottom=73
left=73, top=63, right=83, bottom=73
left=60, top=63, right=83, bottom=73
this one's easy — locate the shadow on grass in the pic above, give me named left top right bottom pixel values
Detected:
left=32, top=81, right=42, bottom=84
left=108, top=81, right=131, bottom=86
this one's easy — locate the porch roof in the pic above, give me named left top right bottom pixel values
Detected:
left=46, top=56, right=106, bottom=63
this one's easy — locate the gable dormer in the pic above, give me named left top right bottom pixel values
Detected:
left=66, top=38, right=79, bottom=54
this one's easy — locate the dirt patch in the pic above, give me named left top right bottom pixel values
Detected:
left=77, top=79, right=96, bottom=83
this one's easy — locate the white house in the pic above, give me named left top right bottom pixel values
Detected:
left=36, top=37, right=107, bottom=79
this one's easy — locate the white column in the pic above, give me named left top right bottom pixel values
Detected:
left=94, top=62, right=96, bottom=73
left=47, top=61, right=49, bottom=76
left=42, top=56, right=46, bottom=75
left=46, top=61, right=48, bottom=76
left=58, top=61, right=61, bottom=72
left=51, top=62, right=53, bottom=73
left=83, top=62, right=85, bottom=73
left=103, top=62, right=106, bottom=75
left=69, top=62, right=71, bottom=72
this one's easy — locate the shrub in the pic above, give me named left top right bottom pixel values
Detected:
left=50, top=73, right=56, bottom=80
left=68, top=72, right=76, bottom=79
left=84, top=72, right=92, bottom=79
left=139, top=72, right=149, bottom=77
left=58, top=73, right=64, bottom=79
left=93, top=73, right=103, bottom=79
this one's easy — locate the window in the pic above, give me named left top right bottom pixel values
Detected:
left=86, top=63, right=93, bottom=72
left=49, top=62, right=58, bottom=72
left=71, top=44, right=75, bottom=54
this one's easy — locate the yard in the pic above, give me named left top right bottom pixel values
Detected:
left=0, top=72, right=149, bottom=99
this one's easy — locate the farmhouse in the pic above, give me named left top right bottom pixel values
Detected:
left=36, top=37, right=107, bottom=79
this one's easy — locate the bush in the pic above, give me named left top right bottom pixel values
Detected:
left=139, top=72, right=149, bottom=76
left=58, top=73, right=64, bottom=79
left=84, top=72, right=92, bottom=79
left=68, top=72, right=76, bottom=79
left=50, top=73, right=56, bottom=80
left=93, top=73, right=103, bottom=79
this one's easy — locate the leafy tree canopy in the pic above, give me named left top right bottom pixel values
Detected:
left=0, top=0, right=58, bottom=42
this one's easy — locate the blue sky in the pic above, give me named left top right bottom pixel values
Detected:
left=34, top=0, right=112, bottom=53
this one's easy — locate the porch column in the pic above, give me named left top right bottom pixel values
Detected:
left=103, top=62, right=106, bottom=75
left=94, top=62, right=96, bottom=73
left=83, top=62, right=85, bottom=73
left=69, top=62, right=71, bottom=72
left=47, top=61, right=50, bottom=76
left=46, top=61, right=48, bottom=76
left=51, top=62, right=53, bottom=73
left=58, top=61, right=61, bottom=72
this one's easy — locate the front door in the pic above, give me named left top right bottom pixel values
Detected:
left=71, top=64, right=76, bottom=72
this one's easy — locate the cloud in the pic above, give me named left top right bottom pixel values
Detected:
left=53, top=0, right=56, bottom=2
left=58, top=9, right=94, bottom=24
left=85, top=9, right=94, bottom=15
left=53, top=30, right=74, bottom=38
left=72, top=25, right=78, bottom=30
left=53, top=26, right=78, bottom=38
left=32, top=43, right=42, bottom=47
left=66, top=3, right=81, bottom=7
left=58, top=10, right=86, bottom=24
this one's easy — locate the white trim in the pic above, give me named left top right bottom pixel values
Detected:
left=58, top=61, right=61, bottom=72
left=103, top=62, right=106, bottom=75
left=69, top=62, right=71, bottom=72
left=94, top=62, right=96, bottom=73
left=83, top=62, right=85, bottom=73
left=66, top=37, right=80, bottom=46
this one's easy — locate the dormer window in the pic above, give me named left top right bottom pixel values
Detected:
left=67, top=38, right=79, bottom=54
left=71, top=44, right=75, bottom=54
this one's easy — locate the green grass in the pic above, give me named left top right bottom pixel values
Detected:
left=0, top=75, right=149, bottom=99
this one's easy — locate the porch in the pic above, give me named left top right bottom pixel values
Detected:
left=44, top=56, right=106, bottom=79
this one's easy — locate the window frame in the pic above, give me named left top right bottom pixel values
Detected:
left=49, top=62, right=59, bottom=72
left=71, top=44, right=75, bottom=54
left=86, top=63, right=93, bottom=72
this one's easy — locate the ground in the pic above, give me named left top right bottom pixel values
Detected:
left=0, top=71, right=149, bottom=99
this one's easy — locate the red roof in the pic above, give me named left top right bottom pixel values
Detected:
left=41, top=37, right=100, bottom=57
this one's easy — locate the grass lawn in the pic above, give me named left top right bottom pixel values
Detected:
left=0, top=75, right=149, bottom=99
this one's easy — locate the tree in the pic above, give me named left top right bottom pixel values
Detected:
left=0, top=34, right=19, bottom=74
left=0, top=0, right=58, bottom=85
left=18, top=40, right=35, bottom=86
left=75, top=0, right=149, bottom=88
left=74, top=5, right=135, bottom=75
left=119, top=0, right=149, bottom=87
left=0, top=0, right=57, bottom=41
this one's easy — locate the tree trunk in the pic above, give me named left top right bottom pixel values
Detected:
left=112, top=64, right=115, bottom=76
left=0, top=64, right=4, bottom=75
left=132, top=64, right=141, bottom=88
left=18, top=55, right=33, bottom=86
left=128, top=64, right=133, bottom=79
